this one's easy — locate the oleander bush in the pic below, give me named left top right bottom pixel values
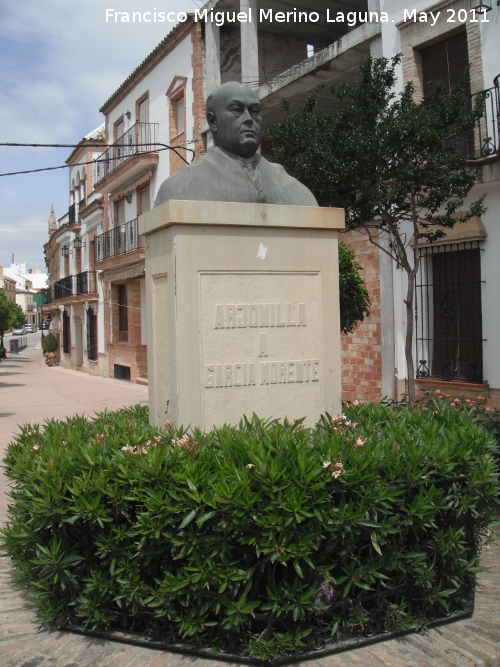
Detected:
left=419, top=388, right=500, bottom=477
left=1, top=402, right=498, bottom=661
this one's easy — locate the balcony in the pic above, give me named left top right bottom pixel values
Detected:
left=52, top=272, right=98, bottom=301
left=76, top=271, right=98, bottom=295
left=95, top=219, right=144, bottom=262
left=467, top=75, right=500, bottom=160
left=258, top=21, right=381, bottom=123
left=93, top=123, right=159, bottom=193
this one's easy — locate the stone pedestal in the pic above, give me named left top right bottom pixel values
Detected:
left=139, top=200, right=344, bottom=430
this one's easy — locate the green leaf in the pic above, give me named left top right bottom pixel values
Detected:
left=179, top=509, right=197, bottom=529
left=371, top=532, right=382, bottom=556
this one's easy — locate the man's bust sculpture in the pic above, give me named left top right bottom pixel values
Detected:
left=155, top=81, right=318, bottom=207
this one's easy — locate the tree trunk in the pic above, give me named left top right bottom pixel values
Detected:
left=404, top=267, right=416, bottom=403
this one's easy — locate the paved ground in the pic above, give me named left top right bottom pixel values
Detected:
left=1, top=336, right=499, bottom=667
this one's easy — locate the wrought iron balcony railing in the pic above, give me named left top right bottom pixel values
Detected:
left=50, top=272, right=98, bottom=301
left=468, top=74, right=500, bottom=159
left=95, top=218, right=144, bottom=262
left=76, top=271, right=97, bottom=295
left=93, top=122, right=159, bottom=185
left=54, top=276, right=74, bottom=300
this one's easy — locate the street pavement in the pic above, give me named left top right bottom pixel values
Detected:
left=0, top=335, right=499, bottom=666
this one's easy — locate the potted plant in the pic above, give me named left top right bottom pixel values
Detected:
left=41, top=333, right=58, bottom=365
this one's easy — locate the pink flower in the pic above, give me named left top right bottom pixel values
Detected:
left=172, top=434, right=198, bottom=454
left=323, top=459, right=345, bottom=478
left=354, top=437, right=366, bottom=448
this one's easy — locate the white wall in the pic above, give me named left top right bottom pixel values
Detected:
left=379, top=0, right=500, bottom=391
left=480, top=8, right=500, bottom=88
left=106, top=31, right=194, bottom=216
left=464, top=177, right=500, bottom=388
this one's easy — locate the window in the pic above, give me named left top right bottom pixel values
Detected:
left=415, top=242, right=484, bottom=383
left=114, top=198, right=126, bottom=226
left=137, top=96, right=150, bottom=151
left=137, top=185, right=151, bottom=216
left=167, top=76, right=188, bottom=174
left=114, top=118, right=126, bottom=169
left=86, top=306, right=97, bottom=361
left=420, top=32, right=473, bottom=157
left=117, top=284, right=128, bottom=341
left=114, top=199, right=126, bottom=255
left=114, top=119, right=124, bottom=142
left=176, top=97, right=185, bottom=135
left=62, top=309, right=70, bottom=354
left=138, top=97, right=149, bottom=124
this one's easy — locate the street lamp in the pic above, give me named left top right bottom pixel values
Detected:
left=61, top=246, right=72, bottom=256
left=73, top=236, right=86, bottom=250
left=470, top=0, right=492, bottom=11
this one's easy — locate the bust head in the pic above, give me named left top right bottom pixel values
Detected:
left=206, top=82, right=262, bottom=159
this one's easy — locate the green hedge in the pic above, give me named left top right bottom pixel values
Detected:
left=1, top=402, right=498, bottom=660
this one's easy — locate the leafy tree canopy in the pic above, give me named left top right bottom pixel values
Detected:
left=0, top=292, right=26, bottom=346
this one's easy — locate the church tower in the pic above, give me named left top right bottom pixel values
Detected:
left=48, top=204, right=57, bottom=234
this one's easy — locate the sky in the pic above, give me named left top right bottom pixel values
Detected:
left=0, top=0, right=195, bottom=273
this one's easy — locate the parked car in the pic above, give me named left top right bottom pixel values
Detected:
left=25, top=324, right=37, bottom=333
left=40, top=320, right=50, bottom=330
left=12, top=326, right=27, bottom=335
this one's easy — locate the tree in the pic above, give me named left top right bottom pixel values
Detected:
left=339, top=242, right=370, bottom=334
left=0, top=292, right=11, bottom=348
left=0, top=292, right=26, bottom=348
left=264, top=55, right=486, bottom=402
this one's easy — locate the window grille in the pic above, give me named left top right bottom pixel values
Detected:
left=118, top=284, right=128, bottom=341
left=62, top=309, right=70, bottom=355
left=86, top=306, right=97, bottom=361
left=415, top=241, right=485, bottom=383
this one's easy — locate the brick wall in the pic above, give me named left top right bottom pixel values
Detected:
left=191, top=23, right=205, bottom=158
left=416, top=379, right=500, bottom=410
left=340, top=230, right=383, bottom=403
left=107, top=277, right=147, bottom=383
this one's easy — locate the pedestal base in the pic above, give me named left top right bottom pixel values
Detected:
left=139, top=200, right=344, bottom=430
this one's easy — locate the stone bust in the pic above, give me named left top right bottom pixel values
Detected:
left=154, top=81, right=318, bottom=207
